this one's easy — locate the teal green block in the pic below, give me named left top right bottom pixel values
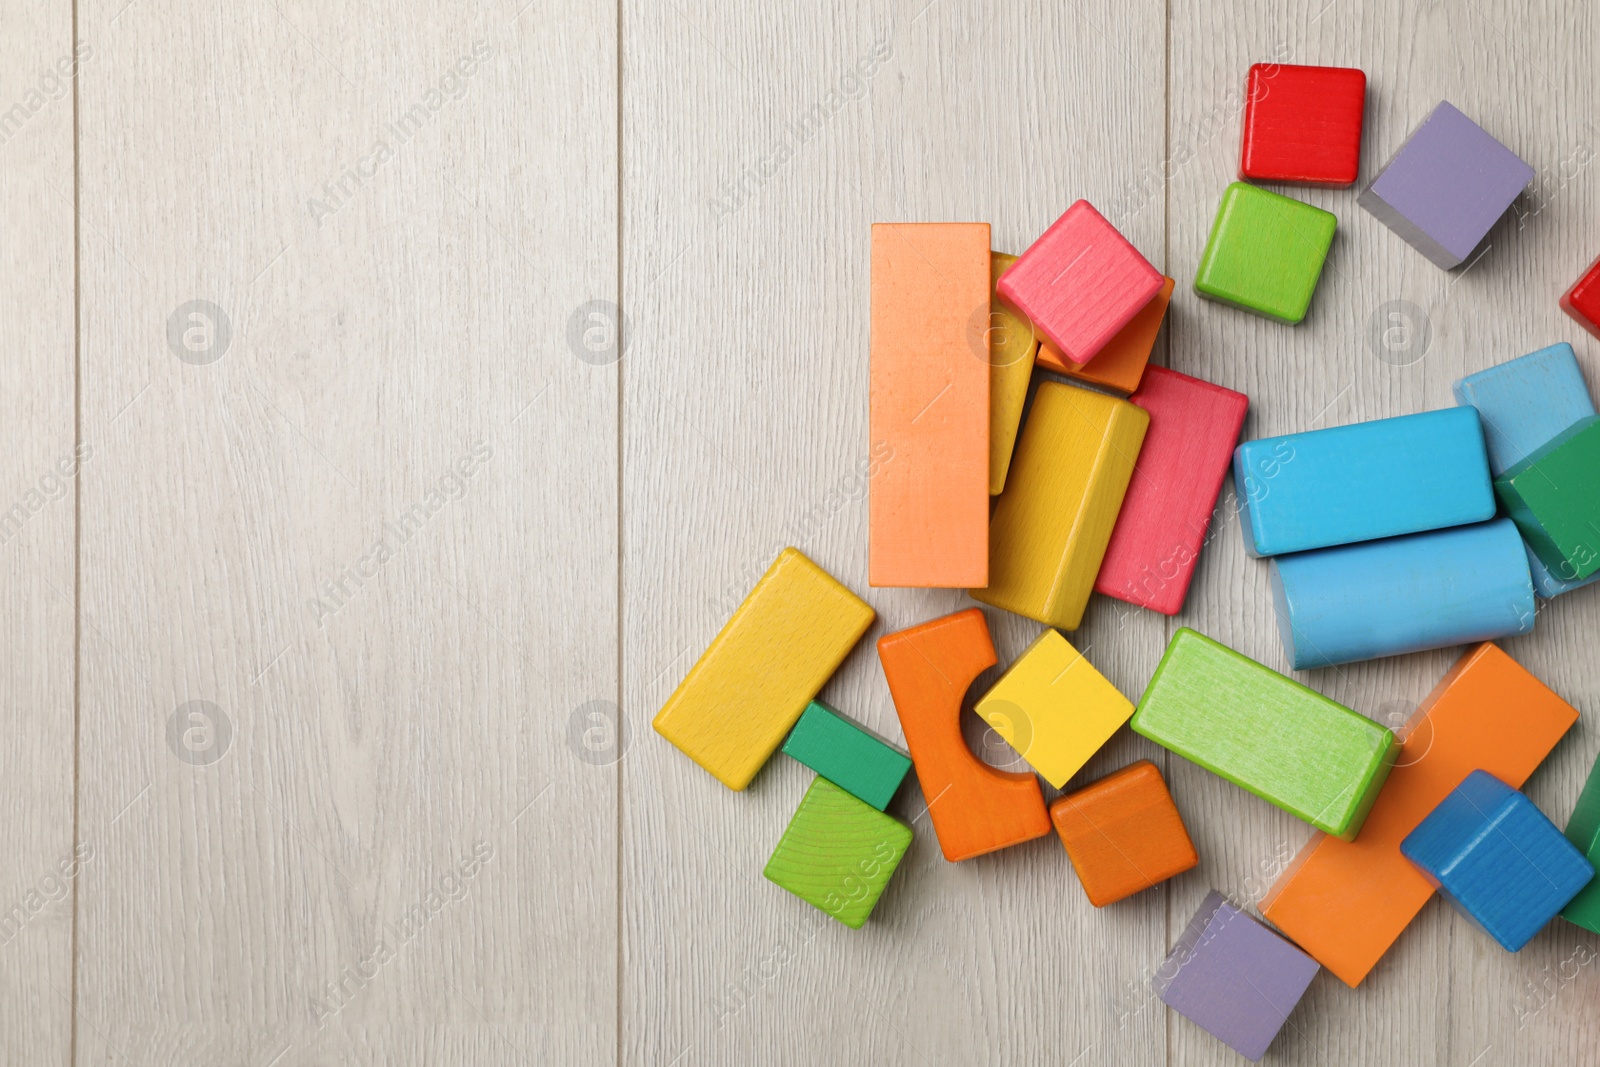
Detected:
left=1194, top=182, right=1337, bottom=324
left=1130, top=628, right=1398, bottom=840
left=763, top=778, right=912, bottom=929
left=1562, top=751, right=1600, bottom=933
left=782, top=700, right=911, bottom=811
left=1495, top=414, right=1600, bottom=582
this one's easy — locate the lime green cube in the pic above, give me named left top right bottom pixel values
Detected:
left=763, top=777, right=911, bottom=928
left=1194, top=182, right=1336, bottom=324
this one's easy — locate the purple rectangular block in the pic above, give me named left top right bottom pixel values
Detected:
left=1154, top=891, right=1320, bottom=1061
left=1358, top=101, right=1534, bottom=269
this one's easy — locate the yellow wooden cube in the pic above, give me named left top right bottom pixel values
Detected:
left=975, top=629, right=1134, bottom=789
left=988, top=251, right=1039, bottom=495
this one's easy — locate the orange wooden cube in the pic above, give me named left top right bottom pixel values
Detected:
left=1049, top=760, right=1197, bottom=906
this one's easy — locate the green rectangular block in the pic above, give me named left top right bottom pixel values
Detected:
left=1194, top=182, right=1337, bottom=324
left=782, top=700, right=911, bottom=811
left=1131, top=628, right=1398, bottom=840
left=763, top=777, right=912, bottom=929
left=1562, top=751, right=1600, bottom=933
left=1495, top=414, right=1600, bottom=582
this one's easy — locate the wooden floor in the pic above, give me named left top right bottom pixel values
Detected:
left=4, top=0, right=1600, bottom=1062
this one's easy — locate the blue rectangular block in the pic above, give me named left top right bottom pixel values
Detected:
left=1453, top=343, right=1600, bottom=598
left=1401, top=770, right=1594, bottom=952
left=1269, top=519, right=1534, bottom=669
left=1233, top=407, right=1494, bottom=557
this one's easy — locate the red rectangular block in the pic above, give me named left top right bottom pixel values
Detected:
left=1094, top=367, right=1249, bottom=614
left=1239, top=63, right=1367, bottom=187
left=1562, top=252, right=1600, bottom=340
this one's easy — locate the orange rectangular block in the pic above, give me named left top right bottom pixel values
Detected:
left=1038, top=277, right=1175, bottom=394
left=1260, top=643, right=1579, bottom=986
left=869, top=223, right=991, bottom=588
left=1050, top=760, right=1197, bottom=906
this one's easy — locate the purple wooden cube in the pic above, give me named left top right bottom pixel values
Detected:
left=1153, top=891, right=1320, bottom=1061
left=1358, top=101, right=1534, bottom=269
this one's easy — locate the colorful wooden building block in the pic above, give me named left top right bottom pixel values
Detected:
left=782, top=700, right=912, bottom=812
left=654, top=548, right=875, bottom=790
left=1561, top=751, right=1600, bottom=934
left=1454, top=342, right=1600, bottom=598
left=1036, top=276, right=1175, bottom=393
left=1233, top=407, right=1494, bottom=557
left=1401, top=770, right=1594, bottom=951
left=1239, top=63, right=1367, bottom=186
left=972, top=381, right=1149, bottom=631
left=973, top=629, right=1134, bottom=789
left=1193, top=182, right=1336, bottom=324
left=869, top=222, right=990, bottom=587
left=1561, top=253, right=1600, bottom=340
left=1261, top=642, right=1579, bottom=985
left=1268, top=519, right=1535, bottom=669
left=1096, top=367, right=1249, bottom=614
left=1050, top=760, right=1197, bottom=906
left=1495, top=414, right=1600, bottom=582
left=763, top=777, right=913, bottom=929
left=987, top=251, right=1039, bottom=495
left=1358, top=101, right=1534, bottom=269
left=878, top=609, right=1051, bottom=861
left=1154, top=891, right=1319, bottom=1062
left=1131, top=629, right=1397, bottom=840
left=996, top=200, right=1162, bottom=365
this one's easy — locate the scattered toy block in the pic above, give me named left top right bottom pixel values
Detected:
left=1096, top=366, right=1250, bottom=614
left=869, top=222, right=990, bottom=587
left=653, top=548, right=875, bottom=790
left=877, top=609, right=1051, bottom=861
left=1239, top=63, right=1367, bottom=186
left=1269, top=518, right=1535, bottom=669
left=782, top=700, right=912, bottom=812
left=972, top=381, right=1149, bottom=630
left=974, top=629, right=1134, bottom=789
left=1562, top=750, right=1600, bottom=934
left=1495, top=414, right=1600, bottom=582
left=1401, top=770, right=1594, bottom=951
left=763, top=777, right=913, bottom=929
left=1051, top=760, right=1197, bottom=906
left=1154, top=890, right=1319, bottom=1061
left=1131, top=628, right=1397, bottom=840
left=1358, top=101, right=1535, bottom=269
left=1037, top=276, right=1175, bottom=393
left=1233, top=407, right=1494, bottom=557
left=1193, top=182, right=1336, bottom=324
left=1561, top=253, right=1600, bottom=340
left=987, top=251, right=1040, bottom=494
left=1261, top=643, right=1579, bottom=985
left=996, top=200, right=1162, bottom=365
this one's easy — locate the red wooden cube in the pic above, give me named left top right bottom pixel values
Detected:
left=1562, top=253, right=1600, bottom=340
left=996, top=201, right=1162, bottom=365
left=1239, top=63, right=1367, bottom=187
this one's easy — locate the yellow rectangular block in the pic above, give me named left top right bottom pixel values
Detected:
left=971, top=381, right=1149, bottom=630
left=989, top=252, right=1040, bottom=495
left=654, top=548, right=875, bottom=790
left=975, top=629, right=1135, bottom=788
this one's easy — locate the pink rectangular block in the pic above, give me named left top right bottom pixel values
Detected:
left=996, top=201, right=1162, bottom=365
left=1095, top=367, right=1249, bottom=614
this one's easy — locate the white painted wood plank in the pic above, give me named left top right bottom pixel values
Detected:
left=0, top=1, right=77, bottom=1062
left=74, top=2, right=616, bottom=1062
left=623, top=3, right=1167, bottom=1062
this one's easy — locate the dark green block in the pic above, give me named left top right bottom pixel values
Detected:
left=763, top=777, right=912, bottom=929
left=781, top=700, right=911, bottom=811
left=1563, top=751, right=1600, bottom=933
left=1495, top=414, right=1600, bottom=581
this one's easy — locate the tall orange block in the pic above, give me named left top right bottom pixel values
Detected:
left=1260, top=643, right=1579, bottom=986
left=878, top=609, right=1051, bottom=861
left=869, top=223, right=991, bottom=588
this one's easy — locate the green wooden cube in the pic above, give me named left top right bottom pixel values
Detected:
left=1130, top=628, right=1398, bottom=840
left=781, top=700, right=912, bottom=811
left=763, top=777, right=912, bottom=929
left=1495, top=414, right=1600, bottom=582
left=1194, top=182, right=1337, bottom=324
left=1563, top=750, right=1600, bottom=933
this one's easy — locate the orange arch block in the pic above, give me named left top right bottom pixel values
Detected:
left=878, top=609, right=1051, bottom=861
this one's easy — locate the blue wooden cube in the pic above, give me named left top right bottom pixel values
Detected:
left=1400, top=770, right=1594, bottom=951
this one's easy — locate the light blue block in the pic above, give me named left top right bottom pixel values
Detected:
left=1233, top=408, right=1494, bottom=558
left=1453, top=343, right=1600, bottom=599
left=1269, top=519, right=1534, bottom=669
left=1401, top=770, right=1594, bottom=952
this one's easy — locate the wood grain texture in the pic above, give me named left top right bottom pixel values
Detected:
left=761, top=776, right=912, bottom=930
